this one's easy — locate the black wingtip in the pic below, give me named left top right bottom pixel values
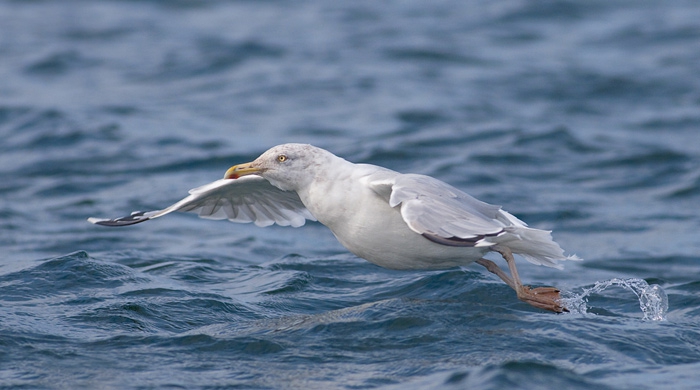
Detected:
left=88, top=211, right=151, bottom=227
left=421, top=230, right=505, bottom=247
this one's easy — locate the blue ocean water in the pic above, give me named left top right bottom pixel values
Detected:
left=1, top=0, right=699, bottom=388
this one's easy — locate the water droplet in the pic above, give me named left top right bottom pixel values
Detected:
left=561, top=278, right=668, bottom=321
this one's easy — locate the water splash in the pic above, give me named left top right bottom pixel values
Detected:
left=561, top=278, right=668, bottom=321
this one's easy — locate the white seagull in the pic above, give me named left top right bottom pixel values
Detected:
left=89, top=143, right=580, bottom=312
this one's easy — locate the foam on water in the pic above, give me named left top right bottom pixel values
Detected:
left=561, top=278, right=668, bottom=321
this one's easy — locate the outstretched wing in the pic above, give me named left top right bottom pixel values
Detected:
left=88, top=176, right=316, bottom=228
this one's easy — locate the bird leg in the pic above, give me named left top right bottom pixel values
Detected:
left=476, top=246, right=567, bottom=313
left=475, top=258, right=516, bottom=290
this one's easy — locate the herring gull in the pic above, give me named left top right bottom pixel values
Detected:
left=89, top=143, right=580, bottom=312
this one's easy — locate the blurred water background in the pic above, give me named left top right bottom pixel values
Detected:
left=1, top=0, right=700, bottom=389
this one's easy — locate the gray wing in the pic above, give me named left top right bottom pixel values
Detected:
left=88, top=176, right=316, bottom=228
left=368, top=173, right=522, bottom=247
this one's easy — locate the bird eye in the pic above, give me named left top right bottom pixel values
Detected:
left=277, top=154, right=288, bottom=162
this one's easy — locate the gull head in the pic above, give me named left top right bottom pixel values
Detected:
left=224, top=143, right=335, bottom=191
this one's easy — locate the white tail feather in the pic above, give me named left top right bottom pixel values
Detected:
left=485, top=210, right=581, bottom=268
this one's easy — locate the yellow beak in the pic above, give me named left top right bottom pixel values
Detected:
left=224, top=162, right=262, bottom=179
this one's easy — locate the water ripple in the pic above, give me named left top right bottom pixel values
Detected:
left=2, top=0, right=700, bottom=388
